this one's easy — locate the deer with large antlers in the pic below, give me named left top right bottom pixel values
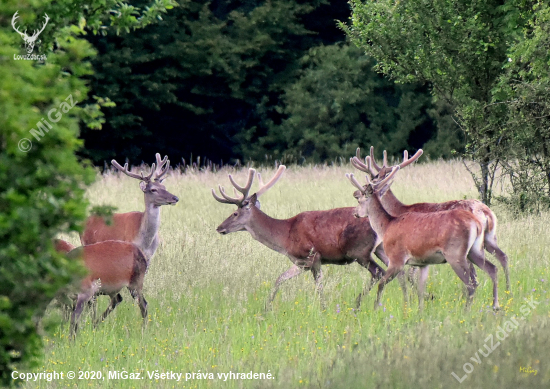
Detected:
left=351, top=147, right=510, bottom=292
left=81, top=153, right=179, bottom=260
left=12, top=11, right=49, bottom=54
left=212, top=166, right=397, bottom=309
left=347, top=162, right=500, bottom=311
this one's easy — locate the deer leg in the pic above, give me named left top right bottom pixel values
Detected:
left=129, top=288, right=148, bottom=327
left=373, top=243, right=389, bottom=266
left=468, top=248, right=500, bottom=310
left=484, top=235, right=510, bottom=293
left=89, top=296, right=98, bottom=325
left=310, top=254, right=326, bottom=310
left=447, top=257, right=476, bottom=309
left=375, top=263, right=404, bottom=310
left=266, top=265, right=304, bottom=310
left=355, top=255, right=385, bottom=309
left=396, top=270, right=409, bottom=307
left=417, top=266, right=430, bottom=311
left=469, top=262, right=478, bottom=288
left=70, top=289, right=96, bottom=339
left=96, top=293, right=123, bottom=325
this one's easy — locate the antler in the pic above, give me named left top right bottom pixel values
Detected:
left=11, top=11, right=28, bottom=39
left=212, top=168, right=256, bottom=206
left=370, top=146, right=423, bottom=172
left=346, top=159, right=401, bottom=194
left=346, top=173, right=365, bottom=193
left=397, top=149, right=424, bottom=169
left=366, top=163, right=401, bottom=193
left=370, top=146, right=388, bottom=172
left=153, top=153, right=170, bottom=182
left=256, top=165, right=286, bottom=198
left=112, top=157, right=156, bottom=182
left=351, top=148, right=378, bottom=178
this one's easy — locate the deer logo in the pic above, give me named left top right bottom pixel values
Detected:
left=12, top=11, right=50, bottom=54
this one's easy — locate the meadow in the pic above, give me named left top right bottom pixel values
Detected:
left=31, top=160, right=550, bottom=388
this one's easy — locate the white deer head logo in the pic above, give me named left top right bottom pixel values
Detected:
left=12, top=11, right=50, bottom=54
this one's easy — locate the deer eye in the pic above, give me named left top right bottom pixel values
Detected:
left=151, top=189, right=158, bottom=193
left=233, top=212, right=238, bottom=216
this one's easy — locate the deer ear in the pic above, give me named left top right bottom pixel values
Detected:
left=139, top=181, right=147, bottom=192
left=246, top=193, right=258, bottom=209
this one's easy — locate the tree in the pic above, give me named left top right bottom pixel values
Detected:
left=0, top=0, right=174, bottom=383
left=492, top=2, right=550, bottom=211
left=80, top=0, right=329, bottom=165
left=344, top=0, right=532, bottom=204
left=239, top=42, right=436, bottom=163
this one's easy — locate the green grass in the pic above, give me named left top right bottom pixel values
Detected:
left=30, top=161, right=550, bottom=388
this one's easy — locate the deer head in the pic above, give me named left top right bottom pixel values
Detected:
left=212, top=166, right=286, bottom=234
left=12, top=11, right=50, bottom=54
left=111, top=153, right=179, bottom=207
left=347, top=160, right=401, bottom=218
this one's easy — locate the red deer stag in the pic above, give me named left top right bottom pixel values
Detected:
left=352, top=147, right=510, bottom=292
left=212, top=166, right=396, bottom=310
left=347, top=164, right=500, bottom=311
left=81, top=153, right=179, bottom=260
left=66, top=241, right=149, bottom=338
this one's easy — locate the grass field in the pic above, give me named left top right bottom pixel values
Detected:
left=30, top=160, right=550, bottom=388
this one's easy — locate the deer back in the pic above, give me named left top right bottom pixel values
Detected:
left=383, top=209, right=483, bottom=259
left=285, top=207, right=377, bottom=260
left=81, top=212, right=143, bottom=245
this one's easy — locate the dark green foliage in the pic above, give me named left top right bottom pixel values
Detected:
left=493, top=3, right=550, bottom=211
left=0, top=0, right=174, bottom=383
left=344, top=0, right=538, bottom=204
left=81, top=0, right=317, bottom=164
left=81, top=0, right=450, bottom=165
left=239, top=43, right=435, bottom=163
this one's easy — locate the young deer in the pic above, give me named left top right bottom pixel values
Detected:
left=352, top=147, right=510, bottom=292
left=347, top=164, right=500, bottom=311
left=81, top=153, right=179, bottom=260
left=212, top=166, right=393, bottom=310
left=66, top=240, right=149, bottom=338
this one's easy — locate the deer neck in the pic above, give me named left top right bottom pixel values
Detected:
left=134, top=201, right=161, bottom=258
left=245, top=207, right=291, bottom=255
left=367, top=193, right=393, bottom=237
left=379, top=188, right=407, bottom=217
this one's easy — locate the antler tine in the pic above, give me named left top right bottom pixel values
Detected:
left=382, top=150, right=388, bottom=167
left=211, top=188, right=241, bottom=205
left=153, top=153, right=170, bottom=181
left=228, top=168, right=256, bottom=197
left=397, top=149, right=424, bottom=169
left=356, top=147, right=362, bottom=160
left=365, top=156, right=379, bottom=177
left=219, top=185, right=245, bottom=203
left=370, top=146, right=383, bottom=172
left=256, top=165, right=286, bottom=198
left=346, top=173, right=365, bottom=193
left=371, top=166, right=400, bottom=192
left=350, top=157, right=369, bottom=173
left=111, top=159, right=146, bottom=181
left=351, top=156, right=379, bottom=179
left=142, top=163, right=156, bottom=182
